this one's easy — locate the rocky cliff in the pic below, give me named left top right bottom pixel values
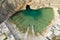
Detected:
left=0, top=0, right=26, bottom=23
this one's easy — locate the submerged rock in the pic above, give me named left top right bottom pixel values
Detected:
left=10, top=5, right=54, bottom=35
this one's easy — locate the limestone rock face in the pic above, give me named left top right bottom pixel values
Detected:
left=0, top=0, right=26, bottom=23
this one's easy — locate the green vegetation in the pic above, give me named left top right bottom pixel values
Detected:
left=58, top=10, right=60, bottom=15
left=10, top=5, right=54, bottom=34
left=4, top=37, right=7, bottom=40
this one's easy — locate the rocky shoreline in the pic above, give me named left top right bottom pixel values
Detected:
left=0, top=0, right=60, bottom=24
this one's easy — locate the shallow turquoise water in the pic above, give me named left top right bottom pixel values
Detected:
left=10, top=5, right=54, bottom=33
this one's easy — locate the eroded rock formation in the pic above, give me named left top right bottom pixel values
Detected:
left=0, top=0, right=26, bottom=23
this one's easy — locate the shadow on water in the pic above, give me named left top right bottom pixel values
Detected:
left=10, top=5, right=54, bottom=34
left=11, top=5, right=42, bottom=20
